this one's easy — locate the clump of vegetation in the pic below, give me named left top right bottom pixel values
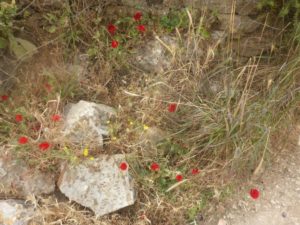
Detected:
left=116, top=11, right=299, bottom=222
left=259, top=0, right=300, bottom=42
left=0, top=0, right=16, bottom=48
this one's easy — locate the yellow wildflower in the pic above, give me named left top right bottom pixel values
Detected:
left=143, top=124, right=149, bottom=131
left=83, top=148, right=89, bottom=157
left=89, top=156, right=95, bottom=160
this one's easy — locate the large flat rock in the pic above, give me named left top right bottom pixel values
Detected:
left=0, top=159, right=55, bottom=197
left=58, top=155, right=136, bottom=217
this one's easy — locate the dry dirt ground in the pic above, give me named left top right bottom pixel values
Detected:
left=204, top=124, right=300, bottom=225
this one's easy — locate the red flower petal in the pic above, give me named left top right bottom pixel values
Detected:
left=191, top=168, right=200, bottom=175
left=44, top=83, right=52, bottom=92
left=1, top=95, right=9, bottom=101
left=107, top=24, right=117, bottom=35
left=134, top=12, right=142, bottom=21
left=39, top=142, right=50, bottom=151
left=150, top=162, right=160, bottom=171
left=137, top=25, right=146, bottom=32
left=249, top=188, right=260, bottom=199
left=18, top=136, right=28, bottom=144
left=15, top=114, right=23, bottom=122
left=111, top=40, right=119, bottom=48
left=119, top=162, right=128, bottom=171
left=168, top=103, right=177, bottom=112
left=176, top=174, right=183, bottom=182
left=51, top=114, right=61, bottom=122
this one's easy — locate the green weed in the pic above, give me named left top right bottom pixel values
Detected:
left=159, top=9, right=189, bottom=32
left=0, top=1, right=16, bottom=47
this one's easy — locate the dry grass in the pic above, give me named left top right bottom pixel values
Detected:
left=0, top=3, right=299, bottom=225
left=112, top=12, right=299, bottom=224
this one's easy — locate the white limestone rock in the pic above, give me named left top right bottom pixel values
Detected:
left=62, top=100, right=116, bottom=148
left=58, top=154, right=136, bottom=217
left=0, top=200, right=40, bottom=225
left=0, top=159, right=55, bottom=197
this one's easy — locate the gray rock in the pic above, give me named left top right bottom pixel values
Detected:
left=0, top=56, right=13, bottom=86
left=139, top=127, right=167, bottom=157
left=185, top=0, right=259, bottom=16
left=66, top=54, right=89, bottom=81
left=58, top=155, right=136, bottom=217
left=231, top=35, right=273, bottom=57
left=211, top=30, right=227, bottom=43
left=0, top=159, right=55, bottom=197
left=0, top=200, right=40, bottom=225
left=236, top=0, right=259, bottom=16
left=217, top=14, right=260, bottom=34
left=140, top=127, right=167, bottom=146
left=134, top=36, right=177, bottom=73
left=62, top=100, right=116, bottom=148
left=66, top=64, right=86, bottom=80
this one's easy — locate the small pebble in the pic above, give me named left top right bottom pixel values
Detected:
left=232, top=204, right=237, bottom=209
left=197, top=214, right=204, bottom=221
left=218, top=219, right=228, bottom=225
left=282, top=212, right=287, bottom=218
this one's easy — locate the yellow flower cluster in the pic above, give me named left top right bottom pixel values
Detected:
left=83, top=147, right=94, bottom=160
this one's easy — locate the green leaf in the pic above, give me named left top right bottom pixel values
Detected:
left=279, top=6, right=290, bottom=17
left=47, top=25, right=57, bottom=33
left=9, top=36, right=38, bottom=60
left=198, top=26, right=210, bottom=39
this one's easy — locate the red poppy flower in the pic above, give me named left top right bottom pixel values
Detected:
left=15, top=114, right=23, bottom=122
left=168, top=103, right=177, bottom=112
left=1, top=95, right=8, bottom=101
left=18, top=136, right=28, bottom=144
left=119, top=162, right=128, bottom=171
left=137, top=25, right=146, bottom=32
left=44, top=83, right=52, bottom=92
left=249, top=188, right=260, bottom=199
left=107, top=24, right=117, bottom=35
left=191, top=168, right=200, bottom=175
left=150, top=162, right=160, bottom=171
left=39, top=142, right=50, bottom=151
left=51, top=114, right=61, bottom=122
left=134, top=12, right=142, bottom=21
left=176, top=174, right=183, bottom=182
left=111, top=40, right=119, bottom=48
